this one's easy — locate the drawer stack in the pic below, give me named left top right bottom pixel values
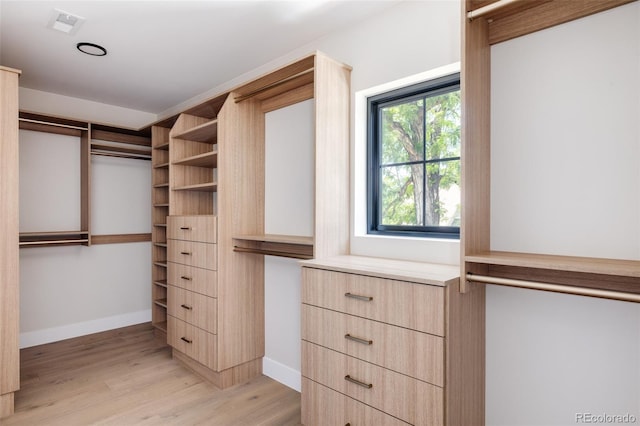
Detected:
left=167, top=215, right=217, bottom=370
left=301, top=256, right=485, bottom=426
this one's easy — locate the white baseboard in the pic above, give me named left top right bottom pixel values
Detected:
left=263, top=357, right=301, bottom=392
left=20, top=309, right=152, bottom=349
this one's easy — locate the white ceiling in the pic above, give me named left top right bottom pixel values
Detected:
left=0, top=0, right=399, bottom=115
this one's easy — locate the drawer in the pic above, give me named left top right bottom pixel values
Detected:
left=302, top=342, right=443, bottom=426
left=168, top=286, right=217, bottom=333
left=168, top=262, right=217, bottom=297
left=302, top=268, right=445, bottom=336
left=168, top=316, right=217, bottom=370
left=302, top=378, right=409, bottom=426
left=168, top=215, right=216, bottom=243
left=168, top=240, right=217, bottom=270
left=301, top=304, right=444, bottom=386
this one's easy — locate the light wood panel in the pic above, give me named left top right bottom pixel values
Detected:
left=302, top=267, right=446, bottom=336
left=167, top=317, right=217, bottom=370
left=0, top=66, right=20, bottom=419
left=302, top=304, right=445, bottom=386
left=167, top=215, right=217, bottom=243
left=302, top=378, right=410, bottom=426
left=168, top=240, right=217, bottom=270
left=91, top=233, right=151, bottom=244
left=4, top=324, right=300, bottom=425
left=216, top=95, right=265, bottom=371
left=168, top=286, right=217, bottom=332
left=168, top=262, right=217, bottom=297
left=302, top=341, right=444, bottom=425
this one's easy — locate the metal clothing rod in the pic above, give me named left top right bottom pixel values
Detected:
left=467, top=0, right=522, bottom=19
left=91, top=151, right=151, bottom=161
left=466, top=273, right=640, bottom=303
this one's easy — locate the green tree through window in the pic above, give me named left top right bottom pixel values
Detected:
left=368, top=74, right=460, bottom=238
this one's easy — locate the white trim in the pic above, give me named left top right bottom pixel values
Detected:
left=19, top=309, right=152, bottom=349
left=262, top=357, right=301, bottom=392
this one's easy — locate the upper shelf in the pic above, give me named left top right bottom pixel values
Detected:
left=172, top=119, right=218, bottom=143
left=465, top=251, right=640, bottom=278
left=466, top=0, right=636, bottom=44
left=172, top=150, right=218, bottom=168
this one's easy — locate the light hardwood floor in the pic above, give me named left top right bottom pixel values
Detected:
left=4, top=323, right=301, bottom=425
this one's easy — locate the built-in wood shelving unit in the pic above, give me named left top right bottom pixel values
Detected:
left=461, top=0, right=640, bottom=302
left=151, top=125, right=171, bottom=341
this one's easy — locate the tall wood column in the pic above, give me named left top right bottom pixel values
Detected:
left=0, top=65, right=21, bottom=419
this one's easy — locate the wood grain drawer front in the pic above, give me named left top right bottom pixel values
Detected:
left=167, top=215, right=216, bottom=243
left=168, top=240, right=217, bottom=270
left=302, top=268, right=445, bottom=336
left=168, top=316, right=217, bottom=370
left=302, top=378, right=410, bottom=426
left=301, top=304, right=444, bottom=386
left=168, top=262, right=217, bottom=297
left=302, top=342, right=443, bottom=425
left=168, top=286, right=217, bottom=333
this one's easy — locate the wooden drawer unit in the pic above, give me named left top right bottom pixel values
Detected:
left=168, top=286, right=217, bottom=333
left=168, top=262, right=217, bottom=297
left=167, top=215, right=217, bottom=243
left=168, top=316, right=217, bottom=370
left=301, top=304, right=444, bottom=386
left=168, top=239, right=217, bottom=270
left=302, top=267, right=445, bottom=336
left=302, top=378, right=410, bottom=426
left=301, top=256, right=485, bottom=426
left=303, top=342, right=444, bottom=425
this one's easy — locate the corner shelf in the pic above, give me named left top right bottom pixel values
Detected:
left=173, top=119, right=218, bottom=143
left=172, top=150, right=217, bottom=168
left=173, top=182, right=217, bottom=192
left=233, top=234, right=314, bottom=259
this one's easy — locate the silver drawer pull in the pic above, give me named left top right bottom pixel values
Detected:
left=180, top=227, right=191, bottom=230
left=344, top=292, right=373, bottom=302
left=180, top=304, right=192, bottom=310
left=180, top=337, right=192, bottom=344
left=180, top=251, right=191, bottom=256
left=345, top=334, right=372, bottom=345
left=344, top=375, right=372, bottom=389
left=180, top=276, right=192, bottom=281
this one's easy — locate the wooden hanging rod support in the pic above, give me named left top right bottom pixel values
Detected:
left=466, top=0, right=523, bottom=19
left=19, top=117, right=89, bottom=131
left=234, top=68, right=314, bottom=103
left=233, top=246, right=313, bottom=260
left=466, top=273, right=640, bottom=303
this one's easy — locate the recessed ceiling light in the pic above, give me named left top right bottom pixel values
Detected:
left=77, top=42, right=107, bottom=57
left=48, top=9, right=85, bottom=35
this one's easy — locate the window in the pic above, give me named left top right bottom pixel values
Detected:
left=367, top=73, right=461, bottom=238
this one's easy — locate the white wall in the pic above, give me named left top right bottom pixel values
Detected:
left=263, top=100, right=315, bottom=392
left=487, top=3, right=640, bottom=425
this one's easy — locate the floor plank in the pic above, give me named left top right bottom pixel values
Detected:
left=4, top=323, right=301, bottom=425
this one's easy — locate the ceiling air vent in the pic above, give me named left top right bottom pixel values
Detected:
left=47, top=9, right=85, bottom=35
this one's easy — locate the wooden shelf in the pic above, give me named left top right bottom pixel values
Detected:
left=154, top=298, right=167, bottom=308
left=154, top=280, right=168, bottom=288
left=153, top=162, right=169, bottom=169
left=154, top=142, right=169, bottom=150
left=153, top=242, right=167, bottom=248
left=153, top=223, right=167, bottom=228
left=153, top=321, right=168, bottom=333
left=173, top=182, right=217, bottom=192
left=153, top=262, right=168, bottom=268
left=153, top=183, right=169, bottom=188
left=19, top=231, right=90, bottom=247
left=153, top=203, right=169, bottom=208
left=465, top=251, right=640, bottom=278
left=173, top=119, right=218, bottom=142
left=172, top=150, right=218, bottom=168
left=233, top=234, right=314, bottom=259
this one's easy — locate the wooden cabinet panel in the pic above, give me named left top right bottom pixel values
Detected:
left=168, top=240, right=217, bottom=271
left=302, top=341, right=444, bottom=426
left=168, top=262, right=217, bottom=297
left=302, top=378, right=409, bottom=426
left=168, top=316, right=217, bottom=370
left=167, top=215, right=217, bottom=243
left=302, top=268, right=445, bottom=336
left=302, top=304, right=444, bottom=386
left=168, top=286, right=217, bottom=333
